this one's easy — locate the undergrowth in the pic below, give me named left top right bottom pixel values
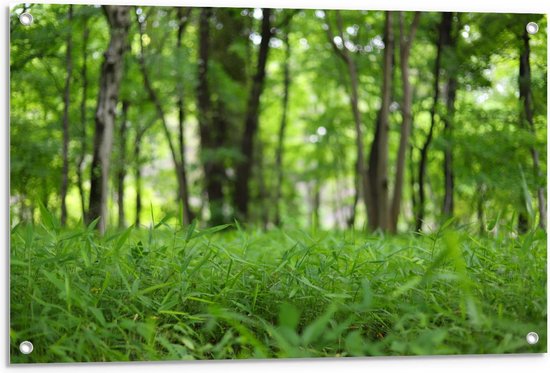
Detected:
left=9, top=215, right=547, bottom=362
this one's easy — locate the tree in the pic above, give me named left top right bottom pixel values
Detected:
left=176, top=7, right=194, bottom=225
left=415, top=12, right=453, bottom=232
left=116, top=100, right=129, bottom=228
left=326, top=10, right=373, bottom=231
left=87, top=5, right=131, bottom=233
left=133, top=118, right=156, bottom=227
left=196, top=8, right=225, bottom=225
left=136, top=7, right=194, bottom=227
left=389, top=11, right=421, bottom=233
left=273, top=30, right=291, bottom=227
left=76, top=18, right=90, bottom=221
left=367, top=11, right=394, bottom=231
left=441, top=14, right=458, bottom=219
left=60, top=5, right=73, bottom=225
left=519, top=24, right=546, bottom=231
left=233, top=8, right=274, bottom=221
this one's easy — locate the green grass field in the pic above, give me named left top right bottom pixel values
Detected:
left=10, top=216, right=547, bottom=363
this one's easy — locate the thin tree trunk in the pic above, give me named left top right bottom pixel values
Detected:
left=135, top=132, right=143, bottom=227
left=477, top=183, right=486, bottom=236
left=368, top=11, right=394, bottom=231
left=60, top=5, right=73, bottom=226
left=347, top=158, right=360, bottom=228
left=256, top=137, right=269, bottom=229
left=416, top=12, right=450, bottom=232
left=76, top=21, right=89, bottom=222
left=132, top=120, right=155, bottom=228
left=234, top=8, right=273, bottom=220
left=519, top=27, right=546, bottom=231
left=442, top=15, right=458, bottom=219
left=409, top=142, right=417, bottom=228
left=310, top=181, right=321, bottom=230
left=88, top=5, right=131, bottom=233
left=176, top=7, right=193, bottom=225
left=326, top=10, right=374, bottom=229
left=390, top=12, right=420, bottom=233
left=442, top=79, right=456, bottom=218
left=136, top=11, right=193, bottom=226
left=273, top=32, right=291, bottom=227
left=117, top=101, right=129, bottom=229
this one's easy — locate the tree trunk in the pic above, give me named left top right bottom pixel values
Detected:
left=87, top=6, right=130, bottom=233
left=76, top=21, right=89, bottom=222
left=132, top=120, right=155, bottom=228
left=409, top=141, right=417, bottom=229
left=196, top=8, right=226, bottom=226
left=256, top=136, right=269, bottom=229
left=135, top=133, right=143, bottom=227
left=326, top=10, right=373, bottom=229
left=442, top=79, right=456, bottom=219
left=233, top=8, right=273, bottom=221
left=136, top=11, right=194, bottom=227
left=519, top=27, right=546, bottom=231
left=442, top=15, right=458, bottom=219
left=347, top=158, right=360, bottom=228
left=176, top=7, right=193, bottom=225
left=389, top=12, right=421, bottom=233
left=117, top=100, right=129, bottom=229
left=274, top=32, right=291, bottom=227
left=415, top=12, right=451, bottom=232
left=477, top=183, right=486, bottom=236
left=60, top=5, right=73, bottom=226
left=368, top=11, right=394, bottom=231
left=310, top=181, right=321, bottom=230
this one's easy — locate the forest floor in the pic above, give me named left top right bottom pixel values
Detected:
left=9, top=216, right=547, bottom=362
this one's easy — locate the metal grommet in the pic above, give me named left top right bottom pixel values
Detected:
left=19, top=341, right=33, bottom=354
left=526, top=22, right=539, bottom=35
left=526, top=332, right=539, bottom=345
left=19, top=12, right=33, bottom=26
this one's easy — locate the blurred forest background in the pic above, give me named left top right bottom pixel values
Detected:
left=10, top=5, right=547, bottom=235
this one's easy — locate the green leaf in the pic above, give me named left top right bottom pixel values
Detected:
left=278, top=303, right=300, bottom=330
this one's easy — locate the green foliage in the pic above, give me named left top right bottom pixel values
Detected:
left=9, top=4, right=547, bottom=231
left=10, top=221, right=546, bottom=362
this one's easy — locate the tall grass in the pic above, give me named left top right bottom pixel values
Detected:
left=9, top=216, right=547, bottom=362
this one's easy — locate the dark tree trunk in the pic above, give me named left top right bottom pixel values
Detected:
left=176, top=7, right=193, bottom=225
left=233, top=8, right=273, bottom=221
left=117, top=101, right=129, bottom=229
left=368, top=11, right=394, bottom=231
left=442, top=16, right=458, bottom=219
left=519, top=27, right=546, bottom=231
left=274, top=32, right=291, bottom=227
left=416, top=12, right=451, bottom=232
left=442, top=77, right=456, bottom=219
left=87, top=6, right=131, bottom=233
left=60, top=5, right=73, bottom=226
left=76, top=21, right=90, bottom=222
left=196, top=8, right=226, bottom=226
left=389, top=12, right=421, bottom=233
left=135, top=132, right=143, bottom=227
